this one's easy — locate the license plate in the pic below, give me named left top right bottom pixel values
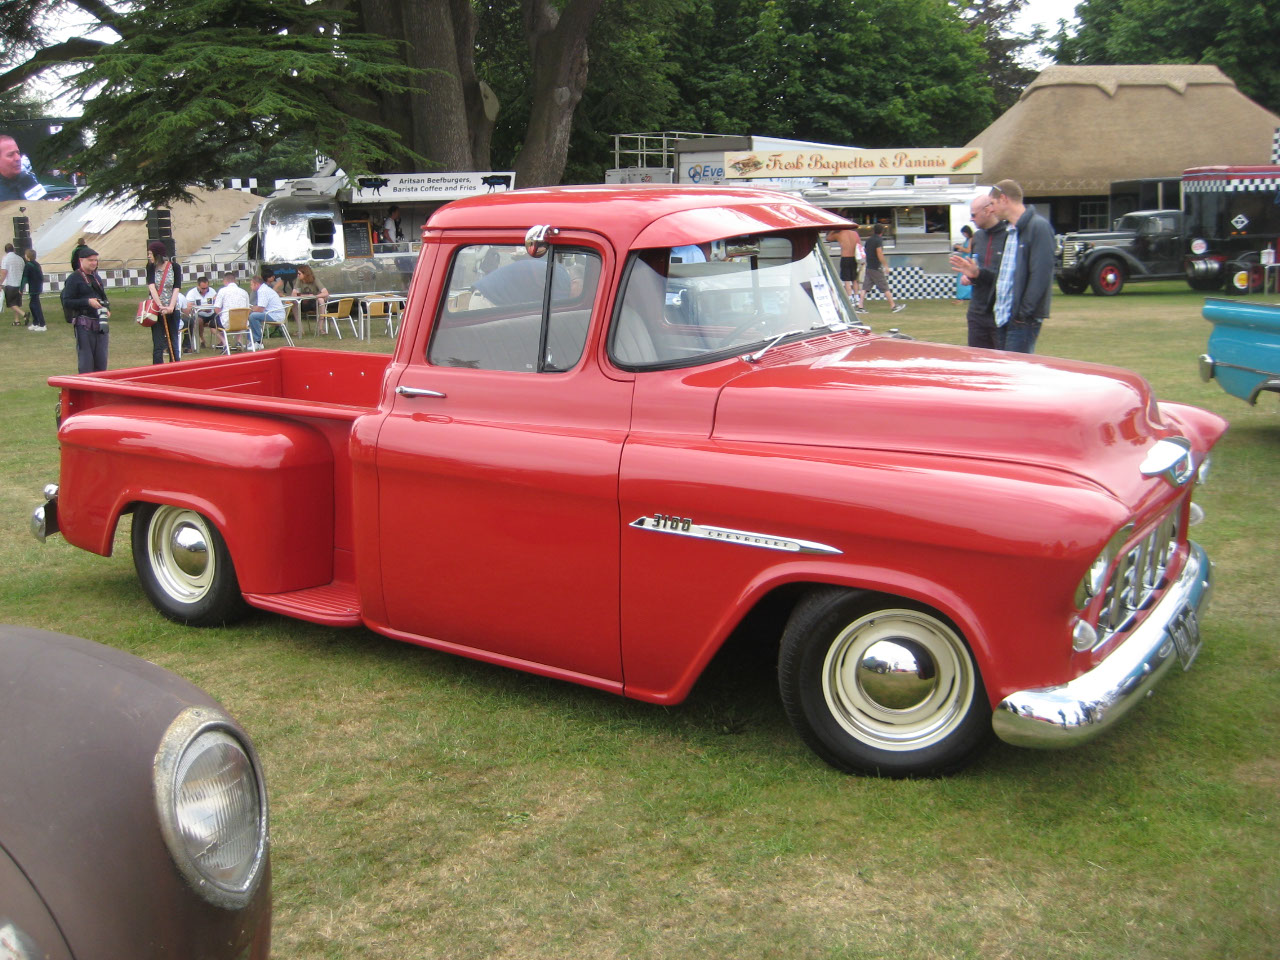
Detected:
left=1169, top=606, right=1202, bottom=670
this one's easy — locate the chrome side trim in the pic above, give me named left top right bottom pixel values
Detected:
left=993, top=540, right=1212, bottom=750
left=628, top=516, right=841, bottom=555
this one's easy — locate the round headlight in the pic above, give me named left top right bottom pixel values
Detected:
left=156, top=708, right=268, bottom=909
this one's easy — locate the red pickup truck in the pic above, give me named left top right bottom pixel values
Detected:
left=32, top=185, right=1224, bottom=776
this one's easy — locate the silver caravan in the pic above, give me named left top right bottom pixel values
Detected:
left=250, top=171, right=515, bottom=294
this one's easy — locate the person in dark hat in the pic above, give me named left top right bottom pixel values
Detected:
left=62, top=247, right=111, bottom=372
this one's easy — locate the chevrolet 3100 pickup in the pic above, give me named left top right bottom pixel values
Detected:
left=32, top=185, right=1225, bottom=776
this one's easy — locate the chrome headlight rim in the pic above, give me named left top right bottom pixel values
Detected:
left=154, top=706, right=269, bottom=910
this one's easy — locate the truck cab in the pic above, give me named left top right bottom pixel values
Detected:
left=1055, top=209, right=1184, bottom=296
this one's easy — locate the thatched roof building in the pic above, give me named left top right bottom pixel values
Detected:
left=967, top=65, right=1280, bottom=197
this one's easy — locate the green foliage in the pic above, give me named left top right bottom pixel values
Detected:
left=1049, top=0, right=1280, bottom=114
left=662, top=0, right=997, bottom=149
left=955, top=0, right=1045, bottom=111
left=17, top=0, right=420, bottom=206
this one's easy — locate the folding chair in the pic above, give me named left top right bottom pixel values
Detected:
left=317, top=298, right=356, bottom=339
left=217, top=307, right=253, bottom=354
left=261, top=311, right=294, bottom=346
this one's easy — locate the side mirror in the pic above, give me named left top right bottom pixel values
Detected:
left=525, top=224, right=560, bottom=258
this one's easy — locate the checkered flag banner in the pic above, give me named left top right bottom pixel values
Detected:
left=1274, top=128, right=1280, bottom=164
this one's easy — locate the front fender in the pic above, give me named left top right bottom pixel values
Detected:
left=56, top=403, right=334, bottom=594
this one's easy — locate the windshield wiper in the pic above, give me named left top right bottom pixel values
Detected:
left=743, top=329, right=804, bottom=363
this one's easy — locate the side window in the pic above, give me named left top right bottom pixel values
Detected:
left=430, top=245, right=598, bottom=373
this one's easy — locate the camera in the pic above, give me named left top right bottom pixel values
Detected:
left=96, top=297, right=110, bottom=332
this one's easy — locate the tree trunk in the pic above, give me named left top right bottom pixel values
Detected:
left=516, top=0, right=604, bottom=186
left=349, top=0, right=494, bottom=172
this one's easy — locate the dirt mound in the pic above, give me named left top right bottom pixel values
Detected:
left=2, top=188, right=264, bottom=271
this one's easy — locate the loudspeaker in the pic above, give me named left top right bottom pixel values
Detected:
left=146, top=208, right=175, bottom=258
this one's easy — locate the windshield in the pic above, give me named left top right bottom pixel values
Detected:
left=610, top=231, right=856, bottom=368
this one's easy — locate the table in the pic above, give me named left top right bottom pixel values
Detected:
left=1264, top=262, right=1280, bottom=296
left=360, top=295, right=408, bottom=340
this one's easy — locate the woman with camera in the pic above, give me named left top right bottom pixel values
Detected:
left=63, top=247, right=111, bottom=373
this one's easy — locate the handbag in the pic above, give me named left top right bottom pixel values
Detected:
left=137, top=261, right=171, bottom=327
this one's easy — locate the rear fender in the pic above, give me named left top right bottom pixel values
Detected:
left=57, top=403, right=334, bottom=594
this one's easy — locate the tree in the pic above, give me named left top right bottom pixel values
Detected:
left=0, top=0, right=613, bottom=204
left=955, top=0, right=1045, bottom=112
left=1049, top=0, right=1280, bottom=115
left=659, top=0, right=998, bottom=148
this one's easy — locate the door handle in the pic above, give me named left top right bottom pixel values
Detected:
left=395, top=385, right=447, bottom=398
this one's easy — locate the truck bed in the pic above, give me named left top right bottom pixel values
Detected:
left=48, top=348, right=391, bottom=421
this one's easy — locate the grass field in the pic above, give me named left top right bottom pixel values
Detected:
left=1, top=282, right=1276, bottom=959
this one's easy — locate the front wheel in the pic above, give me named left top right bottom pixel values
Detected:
left=778, top=588, right=991, bottom=777
left=1089, top=258, right=1125, bottom=296
left=131, top=503, right=249, bottom=626
left=1057, top=275, right=1087, bottom=295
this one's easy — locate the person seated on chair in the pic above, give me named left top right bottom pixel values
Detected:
left=293, top=264, right=329, bottom=335
left=184, top=275, right=218, bottom=351
left=248, top=274, right=285, bottom=349
left=211, top=272, right=250, bottom=347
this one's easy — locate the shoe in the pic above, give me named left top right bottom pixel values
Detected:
left=892, top=304, right=906, bottom=313
left=32, top=325, right=46, bottom=332
left=854, top=308, right=869, bottom=315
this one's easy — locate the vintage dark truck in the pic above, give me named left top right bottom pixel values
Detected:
left=32, top=185, right=1224, bottom=777
left=1056, top=209, right=1185, bottom=296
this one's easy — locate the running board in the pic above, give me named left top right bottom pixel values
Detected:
left=243, top=581, right=361, bottom=626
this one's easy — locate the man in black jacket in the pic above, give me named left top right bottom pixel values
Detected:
left=949, top=194, right=1008, bottom=349
left=988, top=178, right=1054, bottom=354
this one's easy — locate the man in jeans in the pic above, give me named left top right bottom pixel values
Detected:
left=989, top=179, right=1054, bottom=353
left=2, top=242, right=26, bottom=326
left=248, top=274, right=285, bottom=349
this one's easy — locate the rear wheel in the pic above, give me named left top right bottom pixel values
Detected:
left=1089, top=258, right=1125, bottom=296
left=778, top=588, right=991, bottom=777
left=131, top=503, right=248, bottom=626
left=1187, top=275, right=1222, bottom=292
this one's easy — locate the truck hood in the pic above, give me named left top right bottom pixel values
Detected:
left=711, top=337, right=1174, bottom=493
left=1063, top=229, right=1134, bottom=244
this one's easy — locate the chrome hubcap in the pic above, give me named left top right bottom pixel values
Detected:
left=148, top=506, right=216, bottom=603
left=822, top=610, right=975, bottom=751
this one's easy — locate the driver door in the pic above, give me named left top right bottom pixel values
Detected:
left=374, top=233, right=632, bottom=686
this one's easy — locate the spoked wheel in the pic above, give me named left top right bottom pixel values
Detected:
left=779, top=588, right=991, bottom=777
left=131, top=503, right=248, bottom=626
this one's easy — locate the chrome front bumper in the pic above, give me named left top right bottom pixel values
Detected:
left=993, top=540, right=1212, bottom=749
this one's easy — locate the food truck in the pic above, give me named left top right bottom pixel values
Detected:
left=1182, top=165, right=1280, bottom=293
left=250, top=171, right=515, bottom=293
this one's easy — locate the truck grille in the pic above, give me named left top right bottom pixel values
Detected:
left=1096, top=508, right=1182, bottom=643
left=1060, top=241, right=1082, bottom=268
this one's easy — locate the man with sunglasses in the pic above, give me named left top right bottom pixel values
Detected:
left=949, top=194, right=1009, bottom=349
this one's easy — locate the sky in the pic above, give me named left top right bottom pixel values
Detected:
left=1014, top=0, right=1084, bottom=35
